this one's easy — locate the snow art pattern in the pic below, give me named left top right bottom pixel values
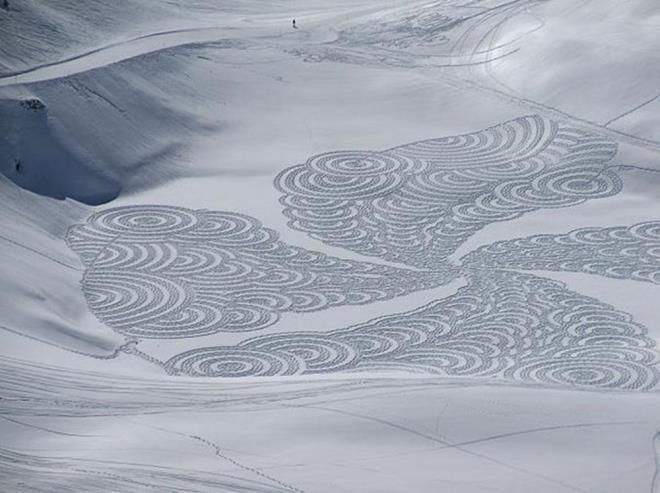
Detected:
left=66, top=206, right=451, bottom=338
left=166, top=271, right=659, bottom=390
left=275, top=115, right=621, bottom=267
left=465, top=222, right=660, bottom=284
left=67, top=115, right=660, bottom=390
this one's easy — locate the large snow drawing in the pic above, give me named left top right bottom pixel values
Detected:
left=66, top=206, right=450, bottom=338
left=275, top=115, right=621, bottom=267
left=464, top=222, right=660, bottom=284
left=67, top=115, right=660, bottom=390
left=166, top=270, right=658, bottom=390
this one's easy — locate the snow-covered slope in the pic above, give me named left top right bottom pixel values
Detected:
left=0, top=0, right=247, bottom=76
left=1, top=0, right=660, bottom=491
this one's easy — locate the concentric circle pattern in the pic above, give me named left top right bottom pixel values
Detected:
left=275, top=115, right=620, bottom=267
left=67, top=115, right=660, bottom=391
left=465, top=221, right=660, bottom=285
left=167, top=271, right=659, bottom=390
left=66, top=206, right=453, bottom=338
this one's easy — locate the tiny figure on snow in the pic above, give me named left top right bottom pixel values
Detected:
left=14, top=159, right=22, bottom=173
left=292, top=18, right=297, bottom=29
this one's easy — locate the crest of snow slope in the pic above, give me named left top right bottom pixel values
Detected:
left=0, top=0, right=248, bottom=76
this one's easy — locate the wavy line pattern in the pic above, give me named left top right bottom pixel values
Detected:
left=166, top=271, right=659, bottom=390
left=65, top=206, right=453, bottom=338
left=64, top=115, right=660, bottom=391
left=275, top=115, right=620, bottom=268
left=464, top=222, right=660, bottom=284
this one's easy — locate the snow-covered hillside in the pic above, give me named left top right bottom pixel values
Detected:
left=1, top=0, right=660, bottom=491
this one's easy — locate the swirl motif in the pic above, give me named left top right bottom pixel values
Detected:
left=166, top=347, right=302, bottom=377
left=465, top=221, right=660, bottom=285
left=66, top=206, right=452, bottom=339
left=87, top=205, right=199, bottom=240
left=66, top=115, right=660, bottom=392
left=275, top=115, right=619, bottom=267
left=166, top=271, right=659, bottom=390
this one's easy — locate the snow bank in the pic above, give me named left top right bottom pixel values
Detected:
left=0, top=174, right=123, bottom=357
left=0, top=0, right=224, bottom=76
left=0, top=97, right=119, bottom=204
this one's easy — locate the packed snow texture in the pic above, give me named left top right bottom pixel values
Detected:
left=1, top=0, right=660, bottom=491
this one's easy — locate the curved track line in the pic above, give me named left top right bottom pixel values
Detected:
left=0, top=26, right=240, bottom=87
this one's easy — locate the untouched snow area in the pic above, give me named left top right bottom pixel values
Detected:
left=1, top=0, right=660, bottom=491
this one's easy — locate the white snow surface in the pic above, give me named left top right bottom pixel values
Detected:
left=1, top=0, right=660, bottom=491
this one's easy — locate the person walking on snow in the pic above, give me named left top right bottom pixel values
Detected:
left=292, top=18, right=296, bottom=29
